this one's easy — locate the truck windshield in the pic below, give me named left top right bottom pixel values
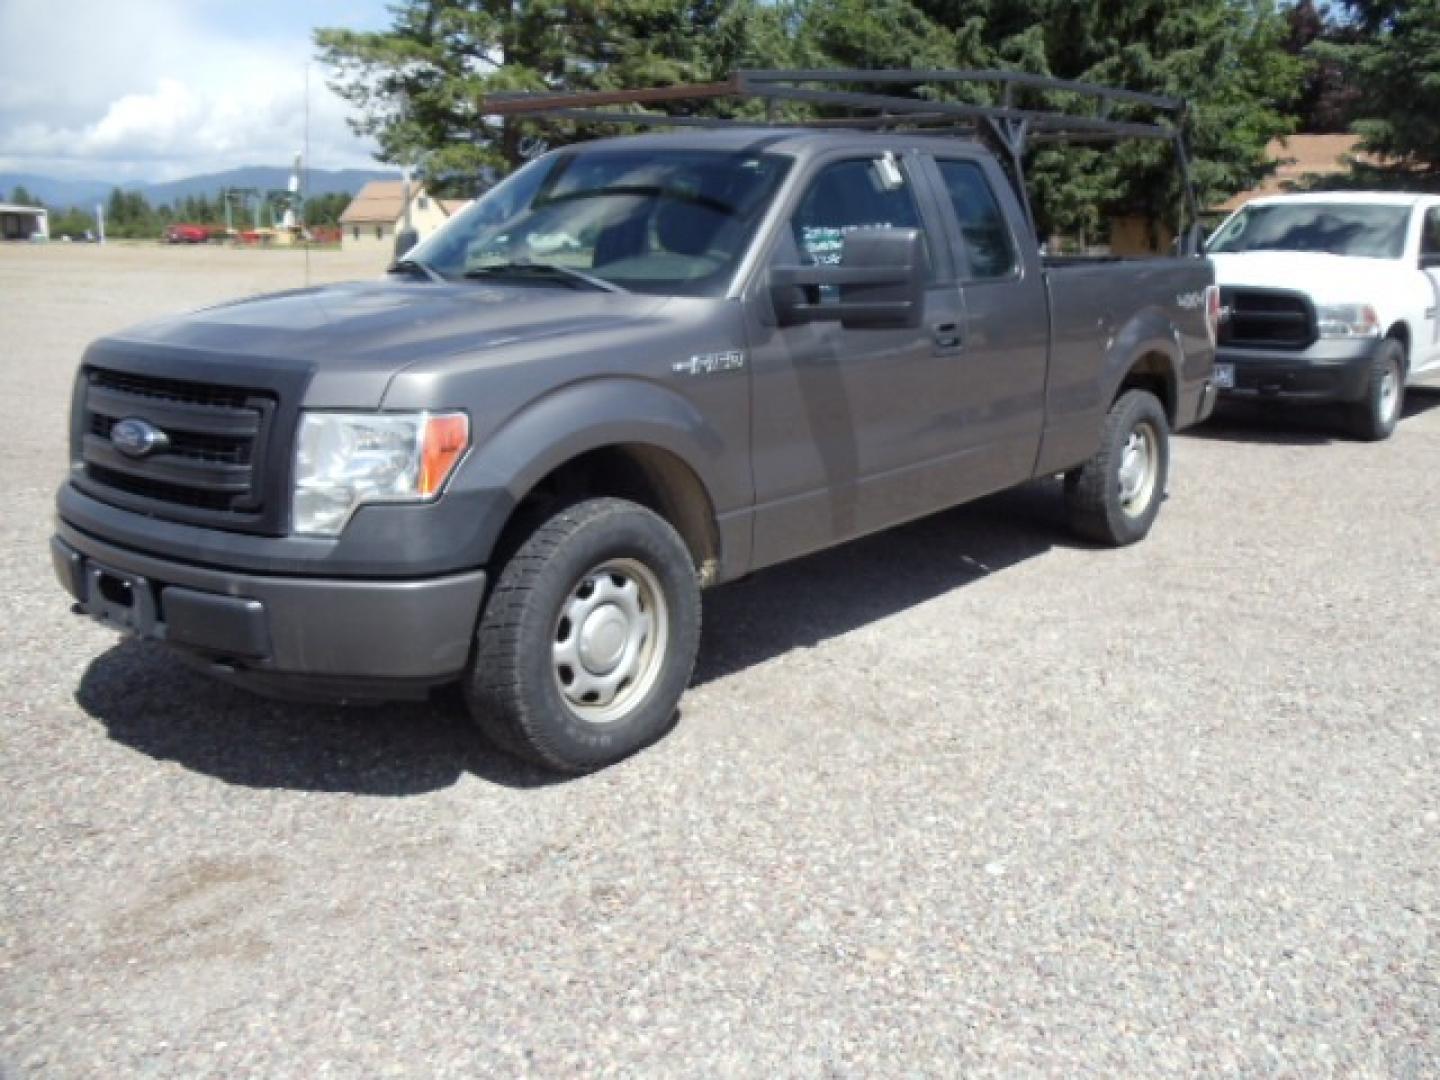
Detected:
left=1208, top=202, right=1410, bottom=259
left=408, top=149, right=791, bottom=296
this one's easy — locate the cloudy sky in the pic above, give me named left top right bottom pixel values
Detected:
left=0, top=0, right=394, bottom=181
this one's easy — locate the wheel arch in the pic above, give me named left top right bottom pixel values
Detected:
left=1114, top=348, right=1179, bottom=425
left=1102, top=307, right=1184, bottom=426
left=497, top=442, right=723, bottom=586
left=462, top=379, right=731, bottom=586
left=1384, top=320, right=1411, bottom=372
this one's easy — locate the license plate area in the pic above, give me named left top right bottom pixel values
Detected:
left=84, top=563, right=160, bottom=636
left=1213, top=362, right=1236, bottom=390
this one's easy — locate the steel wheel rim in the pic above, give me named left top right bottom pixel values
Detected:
left=1378, top=364, right=1400, bottom=424
left=552, top=558, right=669, bottom=724
left=1118, top=420, right=1159, bottom=517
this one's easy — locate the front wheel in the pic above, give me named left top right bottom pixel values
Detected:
left=465, top=498, right=701, bottom=774
left=1064, top=389, right=1171, bottom=546
left=1349, top=338, right=1405, bottom=442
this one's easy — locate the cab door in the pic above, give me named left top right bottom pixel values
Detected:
left=1420, top=206, right=1440, bottom=370
left=743, top=150, right=969, bottom=569
left=916, top=153, right=1049, bottom=484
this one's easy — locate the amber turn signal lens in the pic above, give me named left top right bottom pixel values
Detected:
left=418, top=412, right=470, bottom=497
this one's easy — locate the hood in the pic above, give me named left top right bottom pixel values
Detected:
left=1208, top=251, right=1411, bottom=306
left=97, top=278, right=671, bottom=406
left=112, top=278, right=671, bottom=367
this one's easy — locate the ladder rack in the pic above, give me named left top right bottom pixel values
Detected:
left=482, top=69, right=1203, bottom=246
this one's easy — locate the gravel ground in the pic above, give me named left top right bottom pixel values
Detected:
left=1, top=243, right=1437, bottom=1077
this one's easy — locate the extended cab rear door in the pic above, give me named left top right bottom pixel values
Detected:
left=913, top=152, right=1049, bottom=485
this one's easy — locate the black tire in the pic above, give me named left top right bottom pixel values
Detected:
left=465, top=497, right=701, bottom=774
left=1348, top=338, right=1405, bottom=442
left=1064, top=389, right=1170, bottom=547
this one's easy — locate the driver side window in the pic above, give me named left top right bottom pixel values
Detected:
left=784, top=157, right=931, bottom=284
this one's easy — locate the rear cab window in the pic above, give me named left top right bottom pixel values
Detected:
left=1422, top=206, right=1440, bottom=259
left=932, top=159, right=1020, bottom=281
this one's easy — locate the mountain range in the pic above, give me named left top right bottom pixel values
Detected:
left=1, top=166, right=402, bottom=209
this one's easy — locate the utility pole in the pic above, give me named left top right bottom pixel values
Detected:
left=401, top=163, right=414, bottom=234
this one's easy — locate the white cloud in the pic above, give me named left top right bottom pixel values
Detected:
left=0, top=0, right=382, bottom=180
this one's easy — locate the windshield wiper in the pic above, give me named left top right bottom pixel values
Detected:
left=389, top=256, right=447, bottom=284
left=463, top=262, right=628, bottom=294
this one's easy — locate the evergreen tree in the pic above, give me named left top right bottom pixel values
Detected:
left=303, top=192, right=353, bottom=226
left=104, top=188, right=163, bottom=238
left=49, top=208, right=95, bottom=238
left=892, top=0, right=1303, bottom=233
left=1284, top=0, right=1359, bottom=134
left=316, top=0, right=792, bottom=182
left=317, top=0, right=1302, bottom=221
left=1312, top=0, right=1440, bottom=185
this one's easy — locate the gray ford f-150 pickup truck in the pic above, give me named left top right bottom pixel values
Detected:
left=53, top=71, right=1219, bottom=772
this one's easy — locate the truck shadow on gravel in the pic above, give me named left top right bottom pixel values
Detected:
left=76, top=479, right=1073, bottom=793
left=1183, top=386, right=1440, bottom=446
left=693, top=478, right=1069, bottom=686
left=76, top=646, right=564, bottom=794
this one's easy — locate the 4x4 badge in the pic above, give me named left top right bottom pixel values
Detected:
left=673, top=350, right=746, bottom=377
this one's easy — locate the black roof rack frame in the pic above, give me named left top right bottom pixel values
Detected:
left=484, top=69, right=1204, bottom=248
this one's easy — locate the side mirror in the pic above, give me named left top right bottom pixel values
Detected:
left=1181, top=221, right=1206, bottom=257
left=394, top=227, right=420, bottom=260
left=770, top=228, right=924, bottom=329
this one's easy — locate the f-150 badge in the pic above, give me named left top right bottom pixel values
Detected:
left=673, top=350, right=746, bottom=377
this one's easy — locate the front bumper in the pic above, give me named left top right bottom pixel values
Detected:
left=1217, top=337, right=1380, bottom=404
left=53, top=519, right=487, bottom=702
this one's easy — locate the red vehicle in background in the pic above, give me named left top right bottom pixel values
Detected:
left=165, top=223, right=210, bottom=244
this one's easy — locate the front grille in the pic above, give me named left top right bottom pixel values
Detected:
left=89, top=369, right=255, bottom=410
left=77, top=367, right=282, bottom=532
left=85, top=464, right=239, bottom=511
left=88, top=413, right=255, bottom=465
left=1218, top=287, right=1316, bottom=350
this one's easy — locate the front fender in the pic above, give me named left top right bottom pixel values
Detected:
left=448, top=376, right=747, bottom=573
left=470, top=377, right=726, bottom=501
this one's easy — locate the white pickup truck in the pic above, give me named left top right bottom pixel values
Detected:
left=1207, top=192, right=1440, bottom=439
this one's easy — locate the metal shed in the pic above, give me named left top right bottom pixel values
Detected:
left=0, top=203, right=48, bottom=241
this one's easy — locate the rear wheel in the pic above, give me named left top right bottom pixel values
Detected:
left=1349, top=338, right=1405, bottom=442
left=465, top=497, right=701, bottom=774
left=1065, top=389, right=1170, bottom=546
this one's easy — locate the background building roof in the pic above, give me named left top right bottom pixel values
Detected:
left=339, top=180, right=407, bottom=224
left=339, top=181, right=468, bottom=224
left=1214, top=134, right=1380, bottom=213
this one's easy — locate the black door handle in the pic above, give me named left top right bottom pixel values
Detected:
left=932, top=322, right=963, bottom=349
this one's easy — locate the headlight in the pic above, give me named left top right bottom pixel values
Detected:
left=293, top=411, right=469, bottom=536
left=1316, top=303, right=1380, bottom=339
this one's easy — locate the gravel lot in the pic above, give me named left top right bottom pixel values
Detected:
left=2, top=242, right=1437, bottom=1077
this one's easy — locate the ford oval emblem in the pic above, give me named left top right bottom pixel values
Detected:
left=110, top=417, right=169, bottom=458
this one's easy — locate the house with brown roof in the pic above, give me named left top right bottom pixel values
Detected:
left=1214, top=133, right=1379, bottom=214
left=338, top=180, right=471, bottom=255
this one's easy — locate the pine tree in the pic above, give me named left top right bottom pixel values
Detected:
left=316, top=0, right=793, bottom=184
left=1312, top=0, right=1440, bottom=185
left=893, top=0, right=1304, bottom=232
left=317, top=0, right=1303, bottom=220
